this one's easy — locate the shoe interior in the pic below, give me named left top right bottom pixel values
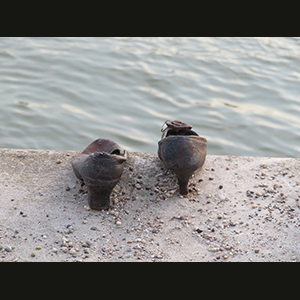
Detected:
left=166, top=129, right=199, bottom=137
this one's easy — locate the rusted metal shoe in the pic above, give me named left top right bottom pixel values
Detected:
left=158, top=120, right=207, bottom=195
left=72, top=138, right=127, bottom=210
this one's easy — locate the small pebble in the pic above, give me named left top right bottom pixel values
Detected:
left=65, top=186, right=70, bottom=191
left=116, top=220, right=122, bottom=226
left=254, top=248, right=260, bottom=253
left=53, top=248, right=58, bottom=253
left=62, top=247, right=68, bottom=253
left=90, top=226, right=98, bottom=231
left=69, top=248, right=77, bottom=255
left=135, top=183, right=142, bottom=190
left=5, top=246, right=12, bottom=252
left=56, top=160, right=62, bottom=164
left=31, top=252, right=36, bottom=257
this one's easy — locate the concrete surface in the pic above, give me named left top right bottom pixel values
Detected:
left=0, top=148, right=299, bottom=262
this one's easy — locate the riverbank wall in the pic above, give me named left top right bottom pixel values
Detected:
left=0, top=148, right=299, bottom=261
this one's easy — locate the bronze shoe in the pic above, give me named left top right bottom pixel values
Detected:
left=158, top=120, right=207, bottom=195
left=72, top=138, right=127, bottom=210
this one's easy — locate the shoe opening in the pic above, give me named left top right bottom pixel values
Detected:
left=111, top=149, right=121, bottom=155
left=166, top=129, right=199, bottom=137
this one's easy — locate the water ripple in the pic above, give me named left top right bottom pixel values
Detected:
left=0, top=37, right=299, bottom=157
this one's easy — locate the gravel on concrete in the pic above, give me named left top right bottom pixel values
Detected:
left=0, top=148, right=299, bottom=262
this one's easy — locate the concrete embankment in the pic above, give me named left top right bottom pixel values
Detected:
left=0, top=148, right=299, bottom=262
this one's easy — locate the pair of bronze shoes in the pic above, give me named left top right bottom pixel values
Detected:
left=72, top=120, right=207, bottom=210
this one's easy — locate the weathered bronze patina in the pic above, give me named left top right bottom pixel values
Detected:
left=72, top=138, right=127, bottom=210
left=158, top=120, right=207, bottom=195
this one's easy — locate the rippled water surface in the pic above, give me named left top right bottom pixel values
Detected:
left=1, top=37, right=299, bottom=157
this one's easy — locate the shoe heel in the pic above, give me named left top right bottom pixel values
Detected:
left=176, top=173, right=191, bottom=195
left=86, top=184, right=112, bottom=210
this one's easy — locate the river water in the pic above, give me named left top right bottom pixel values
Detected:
left=0, top=37, right=299, bottom=157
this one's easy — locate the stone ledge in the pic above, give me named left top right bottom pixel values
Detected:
left=0, top=148, right=299, bottom=261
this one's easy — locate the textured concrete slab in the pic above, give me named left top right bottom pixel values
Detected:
left=0, top=148, right=299, bottom=262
